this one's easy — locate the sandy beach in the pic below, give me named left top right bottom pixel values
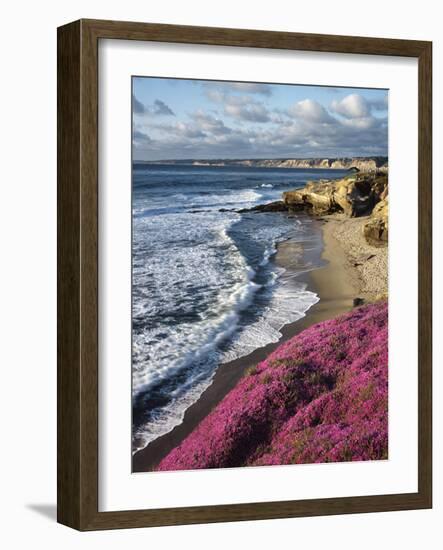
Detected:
left=322, top=213, right=388, bottom=300
left=133, top=211, right=386, bottom=472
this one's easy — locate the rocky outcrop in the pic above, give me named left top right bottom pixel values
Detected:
left=237, top=200, right=288, bottom=213
left=283, top=173, right=388, bottom=219
left=283, top=180, right=338, bottom=215
left=362, top=196, right=388, bottom=246
left=238, top=171, right=389, bottom=247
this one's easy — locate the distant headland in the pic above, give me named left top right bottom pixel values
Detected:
left=135, top=156, right=388, bottom=173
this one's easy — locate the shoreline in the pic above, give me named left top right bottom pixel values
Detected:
left=132, top=215, right=364, bottom=473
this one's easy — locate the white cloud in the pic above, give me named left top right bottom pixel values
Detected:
left=175, top=122, right=206, bottom=138
left=330, top=94, right=370, bottom=118
left=340, top=117, right=377, bottom=129
left=289, top=99, right=334, bottom=123
left=224, top=103, right=271, bottom=123
left=205, top=90, right=271, bottom=123
left=133, top=91, right=388, bottom=159
left=190, top=111, right=232, bottom=135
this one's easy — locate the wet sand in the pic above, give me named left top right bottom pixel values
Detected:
left=132, top=216, right=361, bottom=472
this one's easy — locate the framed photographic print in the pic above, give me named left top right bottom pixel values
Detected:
left=57, top=19, right=432, bottom=530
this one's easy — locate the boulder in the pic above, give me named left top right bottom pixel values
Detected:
left=363, top=197, right=388, bottom=246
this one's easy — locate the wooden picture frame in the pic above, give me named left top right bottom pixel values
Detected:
left=57, top=19, right=432, bottom=530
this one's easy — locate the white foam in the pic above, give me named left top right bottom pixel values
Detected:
left=221, top=276, right=319, bottom=363
left=132, top=374, right=215, bottom=453
left=131, top=187, right=321, bottom=453
left=132, top=211, right=254, bottom=395
left=259, top=243, right=277, bottom=267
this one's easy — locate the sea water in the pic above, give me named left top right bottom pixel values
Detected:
left=131, top=164, right=347, bottom=452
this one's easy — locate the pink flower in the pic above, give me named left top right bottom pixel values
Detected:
left=157, top=301, right=388, bottom=471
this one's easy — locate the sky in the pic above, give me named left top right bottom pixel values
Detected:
left=132, top=77, right=388, bottom=161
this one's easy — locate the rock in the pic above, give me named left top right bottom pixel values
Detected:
left=353, top=253, right=376, bottom=266
left=363, top=196, right=388, bottom=246
left=336, top=174, right=387, bottom=217
left=236, top=172, right=389, bottom=249
left=283, top=173, right=388, bottom=218
left=333, top=178, right=355, bottom=215
left=237, top=201, right=288, bottom=213
left=283, top=180, right=338, bottom=215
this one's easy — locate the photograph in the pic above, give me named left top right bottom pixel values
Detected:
left=131, top=77, right=389, bottom=473
left=53, top=13, right=432, bottom=532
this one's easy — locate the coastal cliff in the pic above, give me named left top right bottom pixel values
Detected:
left=140, top=156, right=388, bottom=173
left=245, top=172, right=388, bottom=247
left=283, top=172, right=388, bottom=246
left=249, top=157, right=387, bottom=172
left=157, top=301, right=388, bottom=470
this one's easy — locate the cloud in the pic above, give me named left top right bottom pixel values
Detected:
left=133, top=90, right=388, bottom=160
left=327, top=93, right=388, bottom=136
left=149, top=121, right=206, bottom=139
left=153, top=99, right=175, bottom=116
left=221, top=82, right=272, bottom=95
left=340, top=117, right=377, bottom=129
left=202, top=81, right=272, bottom=96
left=225, top=103, right=271, bottom=123
left=331, top=94, right=369, bottom=118
left=133, top=96, right=145, bottom=114
left=132, top=95, right=175, bottom=117
left=190, top=111, right=232, bottom=135
left=368, top=95, right=389, bottom=111
left=175, top=122, right=206, bottom=138
left=132, top=129, right=153, bottom=150
left=206, top=90, right=271, bottom=123
left=135, top=107, right=387, bottom=159
left=147, top=111, right=233, bottom=140
left=289, top=99, right=335, bottom=123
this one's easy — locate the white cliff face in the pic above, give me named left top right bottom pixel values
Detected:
left=189, top=157, right=388, bottom=172
left=258, top=158, right=387, bottom=172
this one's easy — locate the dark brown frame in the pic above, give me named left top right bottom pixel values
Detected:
left=57, top=18, right=432, bottom=531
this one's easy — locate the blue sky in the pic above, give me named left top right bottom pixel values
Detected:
left=132, top=77, right=388, bottom=160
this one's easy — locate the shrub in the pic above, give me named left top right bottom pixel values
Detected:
left=157, top=301, right=388, bottom=471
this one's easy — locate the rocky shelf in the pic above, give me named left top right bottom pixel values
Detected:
left=238, top=172, right=388, bottom=247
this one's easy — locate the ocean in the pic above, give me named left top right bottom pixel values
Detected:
left=131, top=164, right=348, bottom=453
